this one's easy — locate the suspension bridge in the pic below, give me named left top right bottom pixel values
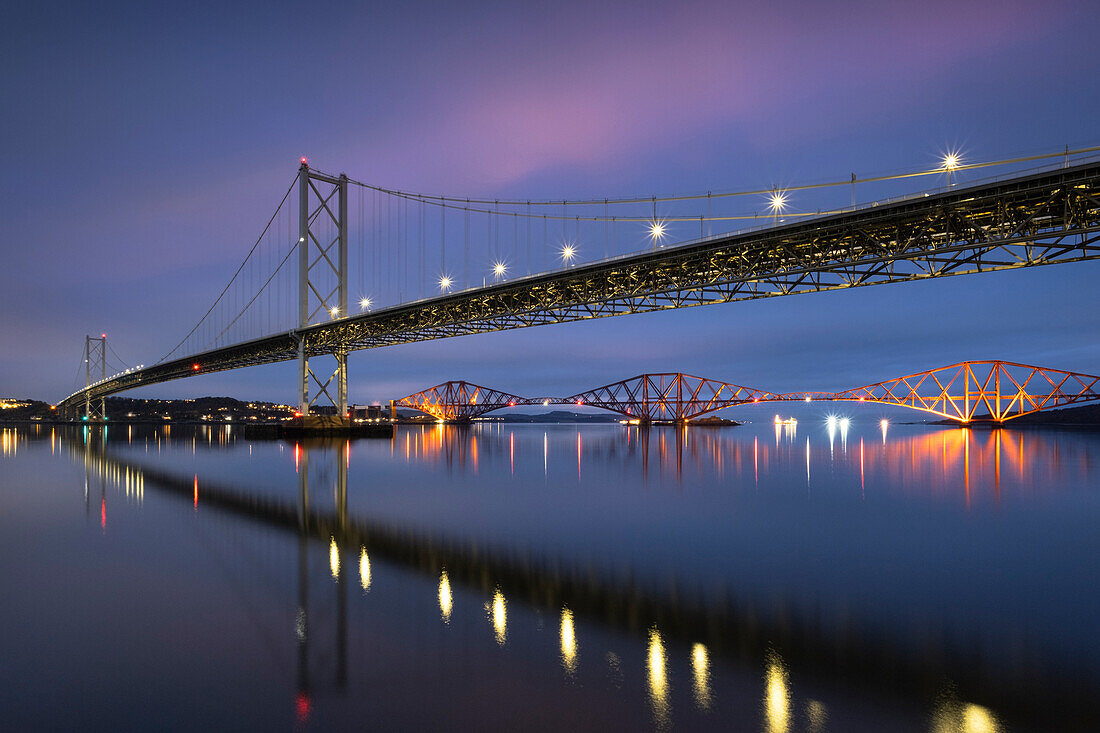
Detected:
left=56, top=147, right=1100, bottom=424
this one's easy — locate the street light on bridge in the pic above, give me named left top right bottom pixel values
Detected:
left=941, top=150, right=962, bottom=187
left=768, top=189, right=788, bottom=225
left=648, top=220, right=667, bottom=247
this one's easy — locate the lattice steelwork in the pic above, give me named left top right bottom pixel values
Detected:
left=59, top=161, right=1100, bottom=410
left=397, top=381, right=534, bottom=421
left=395, top=363, right=1100, bottom=423
left=566, top=373, right=776, bottom=421
left=832, top=361, right=1100, bottom=422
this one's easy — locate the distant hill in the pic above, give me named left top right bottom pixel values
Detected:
left=931, top=402, right=1100, bottom=427
left=1007, top=402, right=1100, bottom=425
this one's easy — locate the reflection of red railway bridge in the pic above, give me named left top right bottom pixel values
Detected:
left=396, top=361, right=1100, bottom=424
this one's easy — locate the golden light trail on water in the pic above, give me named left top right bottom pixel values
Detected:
left=932, top=699, right=1001, bottom=733
left=438, top=570, right=452, bottom=623
left=765, top=650, right=791, bottom=733
left=647, top=627, right=670, bottom=728
left=328, top=537, right=340, bottom=579
left=489, top=589, right=506, bottom=645
left=358, top=547, right=371, bottom=591
left=806, top=700, right=828, bottom=732
left=691, top=643, right=711, bottom=709
left=560, top=608, right=577, bottom=675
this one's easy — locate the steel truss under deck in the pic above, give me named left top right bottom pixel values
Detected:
left=59, top=161, right=1100, bottom=410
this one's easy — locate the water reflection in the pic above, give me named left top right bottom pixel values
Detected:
left=5, top=423, right=1097, bottom=729
left=932, top=698, right=1001, bottom=733
left=764, top=650, right=790, bottom=733
left=806, top=699, right=828, bottom=732
left=647, top=627, right=671, bottom=729
left=358, top=547, right=371, bottom=591
left=691, top=642, right=711, bottom=710
left=560, top=608, right=577, bottom=675
left=438, top=570, right=453, bottom=623
left=329, top=537, right=340, bottom=579
left=489, top=588, right=507, bottom=646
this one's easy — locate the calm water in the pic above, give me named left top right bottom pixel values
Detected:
left=1, top=420, right=1098, bottom=731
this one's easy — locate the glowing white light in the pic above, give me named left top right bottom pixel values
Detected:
left=768, top=190, right=788, bottom=213
left=329, top=306, right=340, bottom=317
left=359, top=297, right=372, bottom=310
left=941, top=152, right=961, bottom=171
left=560, top=244, right=577, bottom=263
left=649, top=220, right=667, bottom=242
left=492, top=261, right=507, bottom=278
left=439, top=275, right=453, bottom=291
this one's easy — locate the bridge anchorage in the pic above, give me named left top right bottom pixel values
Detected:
left=396, top=362, right=1100, bottom=425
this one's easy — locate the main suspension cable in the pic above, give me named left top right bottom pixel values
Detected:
left=158, top=174, right=298, bottom=364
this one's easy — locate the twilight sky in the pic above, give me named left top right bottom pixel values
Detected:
left=3, top=0, right=1099, bottom=404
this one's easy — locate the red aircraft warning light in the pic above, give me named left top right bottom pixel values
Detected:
left=300, top=156, right=308, bottom=165
left=192, top=363, right=200, bottom=371
left=101, top=333, right=106, bottom=338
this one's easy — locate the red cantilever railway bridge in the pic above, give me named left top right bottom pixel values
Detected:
left=396, top=361, right=1100, bottom=423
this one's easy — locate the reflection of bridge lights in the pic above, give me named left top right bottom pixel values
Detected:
left=295, top=607, right=307, bottom=642
left=359, top=547, right=371, bottom=591
left=765, top=650, right=791, bottom=733
left=806, top=700, right=828, bottom=731
left=329, top=537, right=340, bottom=578
left=692, top=643, right=711, bottom=710
left=438, top=570, right=452, bottom=623
left=560, top=608, right=578, bottom=675
left=489, top=589, right=507, bottom=645
left=647, top=628, right=670, bottom=727
left=880, top=418, right=889, bottom=443
left=962, top=703, right=999, bottom=732
left=932, top=700, right=1000, bottom=733
left=295, top=691, right=311, bottom=723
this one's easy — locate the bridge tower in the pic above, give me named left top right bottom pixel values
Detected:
left=296, top=161, right=349, bottom=421
left=84, top=334, right=107, bottom=422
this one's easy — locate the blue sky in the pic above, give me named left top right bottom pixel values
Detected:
left=2, top=0, right=1099, bottom=404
